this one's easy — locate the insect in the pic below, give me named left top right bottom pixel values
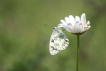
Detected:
left=49, top=27, right=69, bottom=55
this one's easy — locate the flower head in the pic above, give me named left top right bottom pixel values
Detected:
left=58, top=13, right=91, bottom=35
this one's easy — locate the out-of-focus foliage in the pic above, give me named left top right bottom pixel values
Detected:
left=0, top=0, right=106, bottom=71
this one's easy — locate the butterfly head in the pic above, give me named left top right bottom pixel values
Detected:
left=52, top=27, right=56, bottom=29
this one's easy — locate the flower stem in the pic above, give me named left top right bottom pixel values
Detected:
left=76, top=35, right=80, bottom=71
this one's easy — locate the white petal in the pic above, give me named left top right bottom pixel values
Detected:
left=81, top=13, right=86, bottom=25
left=79, top=24, right=84, bottom=32
left=75, top=16, right=80, bottom=22
left=60, top=20, right=67, bottom=26
left=58, top=24, right=63, bottom=27
left=69, top=15, right=75, bottom=26
left=65, top=17, right=70, bottom=23
left=64, top=26, right=72, bottom=32
left=87, top=26, right=91, bottom=29
left=75, top=21, right=82, bottom=33
left=87, top=21, right=90, bottom=25
left=66, top=23, right=74, bottom=32
left=58, top=23, right=72, bottom=32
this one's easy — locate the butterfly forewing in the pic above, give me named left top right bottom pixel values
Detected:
left=49, top=27, right=69, bottom=55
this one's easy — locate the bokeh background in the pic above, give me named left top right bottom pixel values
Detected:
left=0, top=0, right=106, bottom=71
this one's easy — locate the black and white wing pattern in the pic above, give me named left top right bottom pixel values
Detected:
left=49, top=27, right=69, bottom=55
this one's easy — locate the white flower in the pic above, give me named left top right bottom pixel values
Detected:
left=58, top=13, right=91, bottom=35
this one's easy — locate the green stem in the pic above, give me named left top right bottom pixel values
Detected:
left=76, top=35, right=80, bottom=71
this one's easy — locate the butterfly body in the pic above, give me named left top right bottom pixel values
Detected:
left=49, top=27, right=69, bottom=55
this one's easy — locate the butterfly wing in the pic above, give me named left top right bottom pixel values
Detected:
left=49, top=27, right=69, bottom=55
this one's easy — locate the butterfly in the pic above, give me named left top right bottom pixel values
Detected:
left=49, top=27, right=69, bottom=55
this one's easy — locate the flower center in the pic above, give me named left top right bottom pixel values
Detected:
left=72, top=25, right=76, bottom=29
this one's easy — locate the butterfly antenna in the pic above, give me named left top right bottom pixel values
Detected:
left=43, top=24, right=54, bottom=28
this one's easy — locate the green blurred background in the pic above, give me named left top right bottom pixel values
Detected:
left=0, top=0, right=106, bottom=71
